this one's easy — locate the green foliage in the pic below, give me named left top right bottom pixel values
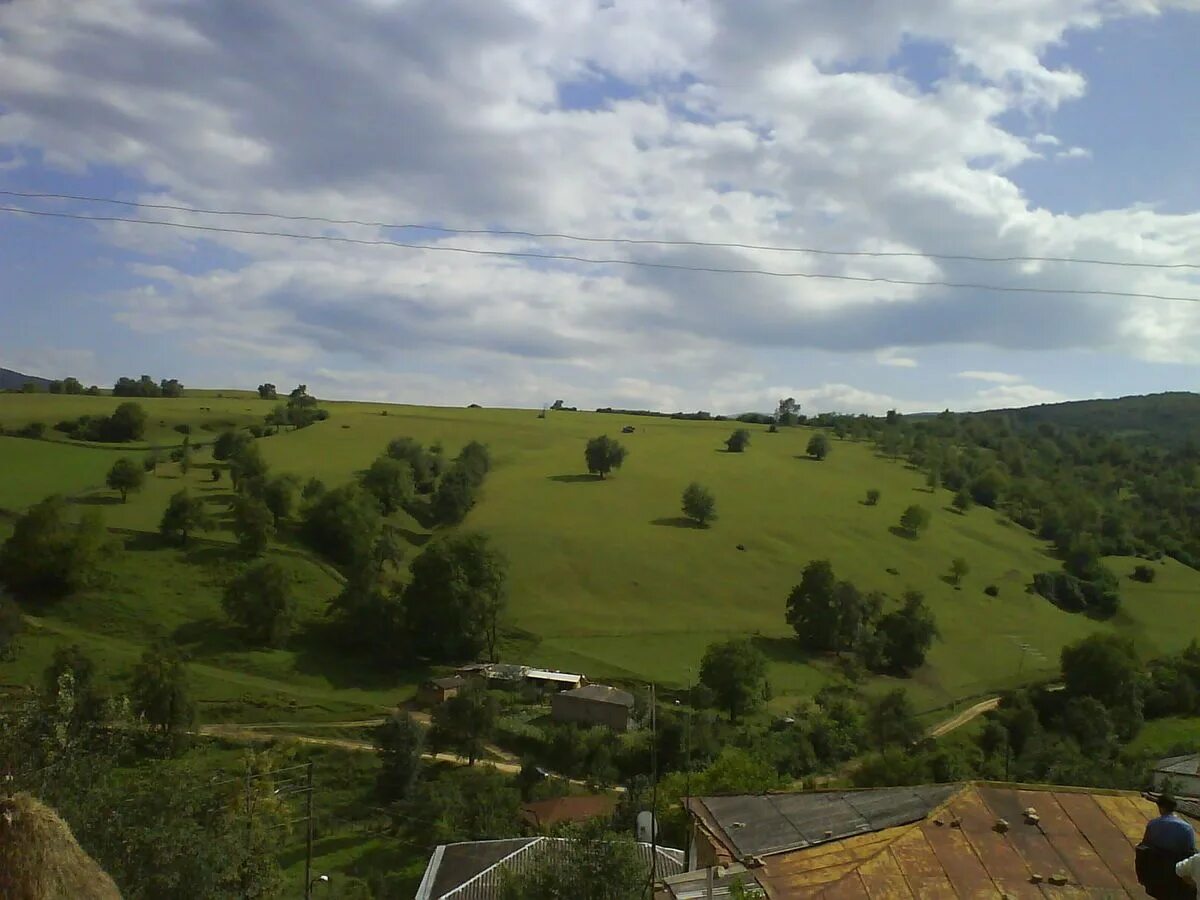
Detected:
left=222, top=560, right=295, bottom=647
left=0, top=496, right=109, bottom=602
left=786, top=560, right=882, bottom=656
left=130, top=642, right=195, bottom=746
left=159, top=489, right=212, bottom=546
left=497, top=819, right=646, bottom=900
left=872, top=591, right=939, bottom=673
left=229, top=441, right=269, bottom=492
left=1060, top=633, right=1144, bottom=714
left=681, top=481, right=717, bottom=527
left=432, top=464, right=478, bottom=525
left=386, top=437, right=440, bottom=491
left=898, top=504, right=930, bottom=537
left=699, top=637, right=768, bottom=721
left=1132, top=564, right=1157, bottom=583
left=374, top=713, right=425, bottom=801
left=429, top=684, right=499, bottom=766
left=0, top=593, right=22, bottom=660
left=456, top=440, right=492, bottom=486
left=212, top=428, right=253, bottom=462
left=951, top=488, right=972, bottom=513
left=806, top=432, right=830, bottom=460
left=949, top=557, right=969, bottom=585
left=400, top=765, right=522, bottom=849
left=301, top=484, right=382, bottom=568
left=106, top=456, right=145, bottom=502
left=865, top=488, right=880, bottom=506
left=360, top=455, right=415, bottom=515
left=261, top=473, right=298, bottom=526
left=1032, top=569, right=1120, bottom=617
left=404, top=532, right=506, bottom=662
left=584, top=435, right=627, bottom=478
left=725, top=428, right=751, bottom=453
left=257, top=383, right=278, bottom=400
left=865, top=688, right=921, bottom=749
left=231, top=497, right=274, bottom=556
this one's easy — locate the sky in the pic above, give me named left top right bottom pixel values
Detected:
left=2, top=0, right=1200, bottom=415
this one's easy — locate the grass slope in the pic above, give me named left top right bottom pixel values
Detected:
left=3, top=395, right=1200, bottom=717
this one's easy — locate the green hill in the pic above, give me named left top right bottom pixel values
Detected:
left=3, top=392, right=1199, bottom=720
left=974, top=390, right=1200, bottom=445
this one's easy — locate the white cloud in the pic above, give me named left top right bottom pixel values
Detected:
left=957, top=370, right=1025, bottom=384
left=1056, top=146, right=1092, bottom=160
left=875, top=347, right=919, bottom=368
left=968, top=383, right=1069, bottom=408
left=1032, top=133, right=1062, bottom=146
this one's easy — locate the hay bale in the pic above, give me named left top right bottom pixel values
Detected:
left=0, top=793, right=121, bottom=900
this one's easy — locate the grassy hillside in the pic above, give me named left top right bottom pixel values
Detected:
left=975, top=390, right=1200, bottom=445
left=3, top=392, right=1200, bottom=719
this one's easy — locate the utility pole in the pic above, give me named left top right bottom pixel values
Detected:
left=304, top=762, right=315, bottom=900
left=649, top=683, right=658, bottom=894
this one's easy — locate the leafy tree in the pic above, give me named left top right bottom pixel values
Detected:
left=212, top=429, right=252, bottom=462
left=682, top=481, right=717, bottom=527
left=865, top=488, right=881, bottom=506
left=229, top=442, right=268, bottom=492
left=776, top=397, right=800, bottom=426
left=230, top=496, right=275, bottom=556
left=143, top=449, right=163, bottom=473
left=301, top=484, right=382, bottom=568
left=0, top=594, right=22, bottom=660
left=699, top=638, right=768, bottom=721
left=432, top=465, right=478, bottom=525
left=1132, top=564, right=1156, bottom=583
left=222, top=560, right=295, bottom=647
left=261, top=474, right=298, bottom=527
left=301, top=476, right=326, bottom=502
left=21, top=380, right=38, bottom=393
left=0, top=497, right=108, bottom=602
left=106, top=456, right=145, bottom=503
left=866, top=689, right=921, bottom=749
left=159, top=490, right=212, bottom=546
left=952, top=488, right=973, bottom=514
left=104, top=401, right=148, bottom=441
left=497, top=820, right=646, bottom=900
left=874, top=591, right=938, bottom=673
left=1060, top=633, right=1144, bottom=713
left=374, top=713, right=425, bottom=801
left=806, top=433, right=830, bottom=460
left=130, top=642, right=195, bottom=746
left=949, top=557, right=969, bottom=586
left=386, top=437, right=439, bottom=490
left=456, top=441, right=492, bottom=487
left=898, top=504, right=930, bottom=537
left=786, top=560, right=838, bottom=651
left=159, top=378, right=184, bottom=398
left=61, top=376, right=83, bottom=394
left=404, top=533, right=506, bottom=662
left=402, top=766, right=522, bottom=849
left=969, top=468, right=1007, bottom=508
left=584, top=435, right=627, bottom=479
left=725, top=428, right=751, bottom=453
left=361, top=456, right=415, bottom=515
left=430, top=683, right=498, bottom=766
left=257, top=383, right=278, bottom=400
left=925, top=469, right=940, bottom=491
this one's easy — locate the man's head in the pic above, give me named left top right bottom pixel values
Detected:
left=1157, top=794, right=1178, bottom=815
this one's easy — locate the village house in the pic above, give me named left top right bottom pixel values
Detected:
left=550, top=684, right=635, bottom=732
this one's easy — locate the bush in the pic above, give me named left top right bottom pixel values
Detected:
left=724, top=429, right=751, bottom=453
left=865, top=488, right=880, bottom=506
left=17, top=422, right=46, bottom=439
left=173, top=424, right=191, bottom=435
left=984, top=585, right=1000, bottom=597
left=1131, top=564, right=1156, bottom=583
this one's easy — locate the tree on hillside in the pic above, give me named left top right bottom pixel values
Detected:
left=970, top=468, right=1007, bottom=508
left=301, top=476, right=326, bottom=503
left=776, top=397, right=800, bottom=427
left=430, top=683, right=498, bottom=766
left=952, top=488, right=972, bottom=514
left=456, top=441, right=492, bottom=487
left=159, top=378, right=184, bottom=398
left=212, top=429, right=252, bottom=462
left=949, top=557, right=969, bottom=586
left=0, top=594, right=24, bottom=661
left=404, top=533, right=506, bottom=662
left=103, top=401, right=147, bottom=442
left=361, top=456, right=415, bottom=515
left=229, top=442, right=268, bottom=492
left=432, top=465, right=478, bottom=526
left=231, top=496, right=275, bottom=556
left=222, top=560, right=295, bottom=647
left=300, top=484, right=382, bottom=568
left=386, top=437, right=440, bottom=491
left=874, top=591, right=938, bottom=673
left=806, top=433, right=830, bottom=460
left=159, top=490, right=212, bottom=547
left=257, top=383, right=278, bottom=400
left=106, top=457, right=145, bottom=503
left=261, top=474, right=298, bottom=527
left=584, top=435, right=627, bottom=479
left=725, top=428, right=751, bottom=453
left=699, top=638, right=768, bottom=722
left=0, top=497, right=109, bottom=602
left=373, top=712, right=425, bottom=801
left=865, top=488, right=881, bottom=506
left=130, top=642, right=194, bottom=748
left=497, top=820, right=646, bottom=900
left=865, top=689, right=921, bottom=749
left=143, top=448, right=163, bottom=474
left=898, top=504, right=930, bottom=538
left=1060, top=633, right=1144, bottom=714
left=786, top=560, right=839, bottom=651
left=682, top=482, right=717, bottom=527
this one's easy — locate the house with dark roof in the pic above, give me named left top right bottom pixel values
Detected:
left=684, top=781, right=1200, bottom=897
left=415, top=836, right=685, bottom=899
left=1152, top=752, right=1200, bottom=797
left=551, top=684, right=635, bottom=732
left=418, top=675, right=467, bottom=706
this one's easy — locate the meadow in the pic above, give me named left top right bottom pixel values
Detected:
left=4, top=392, right=1200, bottom=721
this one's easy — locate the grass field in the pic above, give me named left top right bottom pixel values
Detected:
left=3, top=392, right=1200, bottom=721
left=1126, top=716, right=1200, bottom=758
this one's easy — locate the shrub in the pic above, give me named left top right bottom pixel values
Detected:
left=865, top=489, right=880, bottom=506
left=1131, top=564, right=1156, bottom=583
left=984, top=585, right=999, bottom=597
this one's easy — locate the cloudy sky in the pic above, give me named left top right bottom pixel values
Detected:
left=3, top=0, right=1200, bottom=414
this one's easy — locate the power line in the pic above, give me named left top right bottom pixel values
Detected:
left=2, top=204, right=1199, bottom=304
left=2, top=188, right=1196, bottom=271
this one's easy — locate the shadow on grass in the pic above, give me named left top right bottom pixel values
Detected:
left=651, top=516, right=702, bottom=529
left=750, top=635, right=808, bottom=665
left=183, top=542, right=243, bottom=568
left=939, top=574, right=958, bottom=587
left=395, top=527, right=432, bottom=547
left=173, top=617, right=246, bottom=657
left=888, top=525, right=919, bottom=540
left=792, top=455, right=822, bottom=462
left=122, top=531, right=164, bottom=552
left=547, top=474, right=603, bottom=483
left=72, top=494, right=123, bottom=506
left=290, top=620, right=431, bottom=692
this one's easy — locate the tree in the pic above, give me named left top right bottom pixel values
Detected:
left=949, top=557, right=969, bottom=586
left=874, top=591, right=938, bottom=673
left=456, top=441, right=492, bottom=487
left=105, top=456, right=145, bottom=503
left=0, top=594, right=23, bottom=661
left=257, top=383, right=278, bottom=400
left=0, top=497, right=108, bottom=602
left=970, top=468, right=1007, bottom=508
left=212, top=429, right=252, bottom=462
left=222, top=560, right=295, bottom=647
left=159, top=378, right=184, bottom=398
left=1060, top=633, right=1144, bottom=713
left=229, top=442, right=268, bottom=492
left=865, top=488, right=881, bottom=506
left=230, top=496, right=274, bottom=556
left=866, top=689, right=921, bottom=749
left=584, top=435, right=627, bottom=478
left=776, top=397, right=800, bottom=427
left=403, top=766, right=522, bottom=848
left=432, top=465, right=477, bottom=526
left=430, top=683, right=498, bottom=766
left=898, top=504, right=930, bottom=537
left=952, top=488, right=973, bottom=514
left=724, top=428, right=751, bottom=453
left=404, top=533, right=506, bottom=662
left=1132, top=564, right=1156, bottom=583
left=301, top=484, right=382, bottom=567
left=159, top=490, right=212, bottom=546
left=806, top=433, right=830, bottom=460
left=699, top=638, right=768, bottom=721
left=786, top=560, right=839, bottom=651
left=682, top=482, right=717, bottom=527
left=374, top=713, right=425, bottom=801
left=361, top=456, right=415, bottom=515
left=386, top=437, right=439, bottom=490
left=143, top=448, right=163, bottom=473
left=130, top=642, right=195, bottom=744
left=261, top=474, right=298, bottom=527
left=104, top=401, right=147, bottom=441
left=497, top=820, right=646, bottom=900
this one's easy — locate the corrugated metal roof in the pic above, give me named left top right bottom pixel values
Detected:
left=709, top=782, right=1200, bottom=898
left=525, top=669, right=584, bottom=684
left=1155, top=752, right=1200, bottom=776
left=563, top=684, right=635, bottom=707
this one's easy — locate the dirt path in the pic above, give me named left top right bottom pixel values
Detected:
left=925, top=697, right=1001, bottom=739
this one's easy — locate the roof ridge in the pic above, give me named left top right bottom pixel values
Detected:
left=442, top=836, right=545, bottom=898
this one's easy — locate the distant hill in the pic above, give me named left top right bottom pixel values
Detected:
left=0, top=367, right=52, bottom=391
left=974, top=391, right=1200, bottom=445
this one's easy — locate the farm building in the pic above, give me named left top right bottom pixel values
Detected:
left=1152, top=752, right=1200, bottom=797
left=524, top=668, right=584, bottom=692
left=454, top=663, right=585, bottom=693
left=418, top=675, right=466, bottom=706
left=551, top=684, right=635, bottom=732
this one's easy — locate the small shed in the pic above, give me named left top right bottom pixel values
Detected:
left=551, top=684, right=635, bottom=732
left=524, top=668, right=585, bottom=692
left=418, top=675, right=466, bottom=706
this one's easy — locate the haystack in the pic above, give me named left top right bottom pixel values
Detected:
left=0, top=793, right=121, bottom=900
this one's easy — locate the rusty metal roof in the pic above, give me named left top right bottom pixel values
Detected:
left=732, top=782, right=1199, bottom=898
